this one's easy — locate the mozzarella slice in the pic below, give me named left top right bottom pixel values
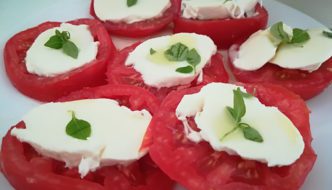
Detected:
left=232, top=24, right=332, bottom=72
left=176, top=83, right=304, bottom=167
left=232, top=30, right=278, bottom=71
left=25, top=23, right=99, bottom=77
left=125, top=33, right=217, bottom=88
left=94, top=0, right=171, bottom=24
left=11, top=99, right=152, bottom=177
left=270, top=29, right=332, bottom=72
left=181, top=0, right=259, bottom=20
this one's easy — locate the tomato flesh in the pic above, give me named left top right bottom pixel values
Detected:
left=228, top=45, right=332, bottom=100
left=4, top=19, right=116, bottom=102
left=1, top=85, right=174, bottom=190
left=173, top=4, right=268, bottom=49
left=106, top=42, right=229, bottom=101
left=90, top=0, right=180, bottom=37
left=149, top=83, right=316, bottom=190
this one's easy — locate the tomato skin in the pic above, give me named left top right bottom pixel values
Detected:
left=1, top=85, right=174, bottom=190
left=4, top=19, right=116, bottom=102
left=106, top=42, right=229, bottom=101
left=228, top=45, right=332, bottom=100
left=90, top=0, right=180, bottom=37
left=173, top=4, right=268, bottom=49
left=149, top=83, right=316, bottom=190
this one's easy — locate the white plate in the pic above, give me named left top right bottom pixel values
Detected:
left=0, top=0, right=331, bottom=189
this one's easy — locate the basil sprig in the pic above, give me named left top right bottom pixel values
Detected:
left=164, top=42, right=201, bottom=74
left=221, top=88, right=263, bottom=143
left=127, top=0, right=137, bottom=7
left=270, top=22, right=310, bottom=45
left=66, top=111, right=91, bottom=140
left=44, top=29, right=79, bottom=59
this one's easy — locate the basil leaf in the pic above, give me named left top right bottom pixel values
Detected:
left=44, top=35, right=63, bottom=49
left=241, top=124, right=263, bottom=143
left=66, top=111, right=91, bottom=140
left=164, top=42, right=189, bottom=62
left=186, top=48, right=201, bottom=67
left=233, top=88, right=246, bottom=122
left=323, top=31, right=332, bottom=38
left=63, top=41, right=79, bottom=59
left=127, top=0, right=137, bottom=7
left=270, top=22, right=290, bottom=43
left=226, top=106, right=236, bottom=120
left=150, top=48, right=156, bottom=55
left=176, top=66, right=193, bottom=73
left=291, top=28, right=310, bottom=44
left=61, top=31, right=70, bottom=41
left=45, top=30, right=79, bottom=59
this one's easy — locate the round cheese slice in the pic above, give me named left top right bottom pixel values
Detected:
left=125, top=33, right=217, bottom=88
left=11, top=99, right=152, bottom=177
left=25, top=23, right=99, bottom=77
left=176, top=83, right=304, bottom=167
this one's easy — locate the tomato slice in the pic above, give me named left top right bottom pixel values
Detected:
left=1, top=84, right=174, bottom=190
left=90, top=0, right=180, bottom=37
left=149, top=83, right=316, bottom=190
left=228, top=45, right=332, bottom=100
left=3, top=19, right=116, bottom=102
left=173, top=4, right=268, bottom=49
left=106, top=42, right=229, bottom=101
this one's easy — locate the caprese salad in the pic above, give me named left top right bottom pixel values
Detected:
left=149, top=82, right=316, bottom=190
left=107, top=32, right=229, bottom=100
left=4, top=19, right=116, bottom=102
left=0, top=0, right=326, bottom=189
left=90, top=0, right=180, bottom=37
left=229, top=22, right=332, bottom=100
left=173, top=0, right=268, bottom=49
left=1, top=84, right=174, bottom=190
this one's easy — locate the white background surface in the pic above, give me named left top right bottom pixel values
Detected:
left=0, top=0, right=331, bottom=189
left=277, top=0, right=332, bottom=27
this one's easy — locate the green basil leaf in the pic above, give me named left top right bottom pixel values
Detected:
left=164, top=42, right=189, bottom=62
left=270, top=22, right=290, bottom=43
left=61, top=31, right=70, bottom=41
left=226, top=106, right=236, bottom=121
left=63, top=41, right=79, bottom=59
left=150, top=48, right=156, bottom=55
left=44, top=35, right=63, bottom=49
left=176, top=66, right=193, bottom=73
left=242, top=125, right=263, bottom=143
left=186, top=48, right=201, bottom=67
left=291, top=28, right=310, bottom=44
left=233, top=88, right=246, bottom=123
left=323, top=31, right=332, bottom=38
left=127, top=0, right=138, bottom=7
left=66, top=111, right=91, bottom=140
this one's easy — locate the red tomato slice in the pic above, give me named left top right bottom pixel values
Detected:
left=149, top=83, right=316, bottom=190
left=1, top=84, right=174, bottom=190
left=106, top=42, right=229, bottom=101
left=4, top=19, right=116, bottom=102
left=173, top=4, right=268, bottom=49
left=90, top=0, right=180, bottom=37
left=228, top=45, right=332, bottom=100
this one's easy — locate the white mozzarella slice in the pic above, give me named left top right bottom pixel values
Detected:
left=270, top=29, right=332, bottom=72
left=125, top=33, right=217, bottom=88
left=11, top=99, right=152, bottom=177
left=181, top=0, right=259, bottom=20
left=232, top=30, right=278, bottom=71
left=176, top=83, right=305, bottom=167
left=25, top=23, right=99, bottom=77
left=94, top=0, right=171, bottom=24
